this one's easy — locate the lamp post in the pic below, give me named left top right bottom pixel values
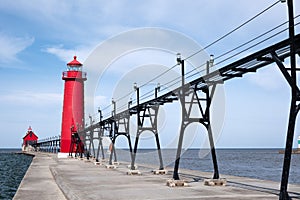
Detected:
left=173, top=53, right=186, bottom=180
left=134, top=83, right=141, bottom=126
left=111, top=98, right=116, bottom=117
left=155, top=83, right=160, bottom=99
left=206, top=54, right=214, bottom=75
left=97, top=107, right=103, bottom=123
left=128, top=98, right=132, bottom=109
left=88, top=115, right=92, bottom=125
left=177, top=53, right=184, bottom=87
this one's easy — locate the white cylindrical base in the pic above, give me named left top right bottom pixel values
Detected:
left=57, top=152, right=69, bottom=158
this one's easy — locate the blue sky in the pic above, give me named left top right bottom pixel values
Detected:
left=0, top=0, right=299, bottom=148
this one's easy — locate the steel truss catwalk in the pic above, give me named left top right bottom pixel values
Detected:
left=77, top=32, right=300, bottom=199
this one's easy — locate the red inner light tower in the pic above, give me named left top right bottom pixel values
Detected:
left=59, top=56, right=87, bottom=158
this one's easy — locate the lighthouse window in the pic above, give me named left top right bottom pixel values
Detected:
left=67, top=66, right=82, bottom=71
left=68, top=66, right=75, bottom=71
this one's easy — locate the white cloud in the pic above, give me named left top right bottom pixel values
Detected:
left=0, top=33, right=34, bottom=64
left=43, top=44, right=94, bottom=63
left=2, top=0, right=289, bottom=66
left=0, top=91, right=62, bottom=106
left=39, top=0, right=292, bottom=68
left=0, top=1, right=70, bottom=27
left=247, top=59, right=300, bottom=91
left=85, top=95, right=109, bottom=111
left=246, top=64, right=287, bottom=91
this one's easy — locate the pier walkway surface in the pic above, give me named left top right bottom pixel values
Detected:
left=14, top=152, right=300, bottom=200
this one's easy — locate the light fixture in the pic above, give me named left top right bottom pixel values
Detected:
left=134, top=82, right=138, bottom=90
left=177, top=53, right=182, bottom=65
left=209, top=54, right=214, bottom=66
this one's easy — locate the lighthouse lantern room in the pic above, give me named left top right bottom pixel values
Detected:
left=59, top=56, right=87, bottom=158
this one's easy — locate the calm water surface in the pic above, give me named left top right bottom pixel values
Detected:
left=0, top=149, right=33, bottom=200
left=115, top=148, right=300, bottom=184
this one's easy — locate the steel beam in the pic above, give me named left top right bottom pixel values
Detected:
left=279, top=0, right=298, bottom=199
left=172, top=58, right=220, bottom=180
left=130, top=105, right=164, bottom=170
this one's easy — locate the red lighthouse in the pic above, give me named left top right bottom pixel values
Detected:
left=22, top=126, right=38, bottom=152
left=59, top=56, right=87, bottom=158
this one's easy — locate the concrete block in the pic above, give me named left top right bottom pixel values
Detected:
left=204, top=178, right=227, bottom=186
left=106, top=164, right=117, bottom=169
left=152, top=169, right=168, bottom=175
left=113, top=162, right=120, bottom=165
left=127, top=170, right=142, bottom=175
left=94, top=162, right=102, bottom=166
left=127, top=164, right=138, bottom=169
left=58, top=152, right=70, bottom=158
left=166, top=179, right=188, bottom=187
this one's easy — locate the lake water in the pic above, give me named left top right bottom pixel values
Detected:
left=0, top=149, right=33, bottom=200
left=114, top=148, right=300, bottom=184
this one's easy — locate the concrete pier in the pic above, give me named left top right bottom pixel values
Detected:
left=14, top=152, right=300, bottom=200
left=13, top=153, right=66, bottom=200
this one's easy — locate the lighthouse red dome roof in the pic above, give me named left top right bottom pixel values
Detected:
left=67, top=56, right=82, bottom=66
